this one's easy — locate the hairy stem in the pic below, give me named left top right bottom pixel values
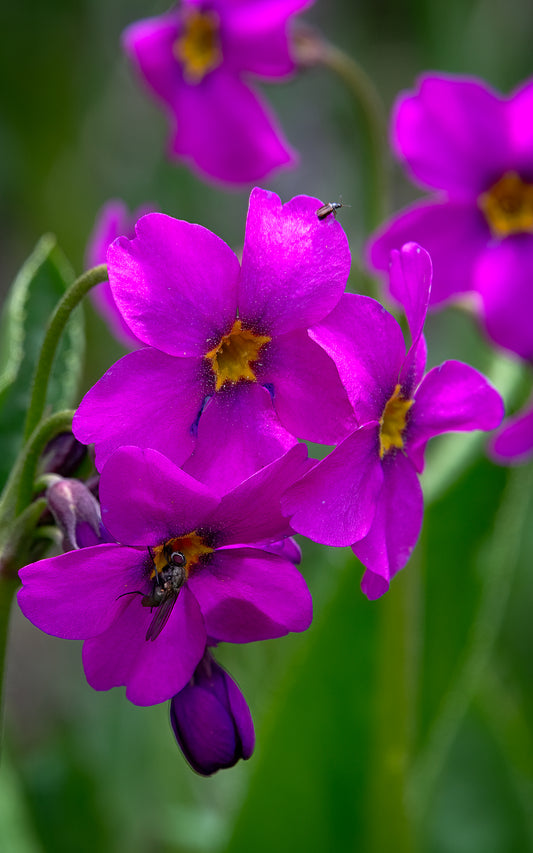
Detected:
left=23, top=264, right=107, bottom=442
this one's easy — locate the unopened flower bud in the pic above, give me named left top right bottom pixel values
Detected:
left=46, top=477, right=109, bottom=551
left=40, top=432, right=87, bottom=477
left=170, top=650, right=254, bottom=776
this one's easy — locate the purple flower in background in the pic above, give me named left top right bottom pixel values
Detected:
left=85, top=200, right=155, bottom=349
left=18, top=444, right=313, bottom=705
left=368, top=73, right=533, bottom=360
left=490, top=398, right=533, bottom=465
left=73, top=188, right=354, bottom=492
left=123, top=0, right=313, bottom=184
left=283, top=244, right=504, bottom=599
left=170, top=648, right=254, bottom=775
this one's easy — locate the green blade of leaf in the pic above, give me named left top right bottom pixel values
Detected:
left=0, top=236, right=84, bottom=490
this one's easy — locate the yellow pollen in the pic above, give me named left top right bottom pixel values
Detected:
left=479, top=171, right=533, bottom=238
left=173, top=9, right=222, bottom=84
left=379, top=384, right=413, bottom=459
left=205, top=319, right=271, bottom=391
left=150, top=532, right=213, bottom=579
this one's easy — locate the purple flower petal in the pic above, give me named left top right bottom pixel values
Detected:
left=389, top=243, right=432, bottom=346
left=490, top=401, right=533, bottom=464
left=400, top=334, right=427, bottom=400
left=170, top=651, right=254, bottom=775
left=225, top=667, right=255, bottom=759
left=182, top=383, right=298, bottom=495
left=255, top=536, right=302, bottom=564
left=282, top=423, right=383, bottom=547
left=82, top=585, right=206, bottom=706
left=310, top=294, right=405, bottom=421
left=171, top=683, right=241, bottom=774
left=99, top=447, right=220, bottom=547
left=123, top=13, right=181, bottom=106
left=238, top=188, right=350, bottom=335
left=507, top=77, right=533, bottom=175
left=86, top=200, right=156, bottom=349
left=208, top=442, right=312, bottom=544
left=392, top=74, right=510, bottom=196
left=73, top=348, right=205, bottom=472
left=263, top=329, right=356, bottom=443
left=18, top=545, right=143, bottom=640
left=366, top=199, right=489, bottom=306
left=357, top=452, right=423, bottom=599
left=86, top=199, right=129, bottom=269
left=475, top=236, right=533, bottom=360
left=108, top=213, right=240, bottom=356
left=223, top=0, right=313, bottom=77
left=407, top=360, right=504, bottom=471
left=188, top=547, right=312, bottom=642
left=170, top=69, right=296, bottom=184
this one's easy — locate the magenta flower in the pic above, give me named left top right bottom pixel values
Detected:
left=170, top=648, right=254, bottom=775
left=490, top=398, right=533, bottom=465
left=282, top=244, right=504, bottom=599
left=73, top=188, right=354, bottom=492
left=123, top=0, right=312, bottom=184
left=18, top=444, right=313, bottom=706
left=367, top=73, right=533, bottom=360
left=86, top=200, right=155, bottom=349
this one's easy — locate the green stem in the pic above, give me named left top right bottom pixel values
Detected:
left=23, top=263, right=107, bottom=442
left=367, top=554, right=421, bottom=852
left=0, top=574, right=18, bottom=745
left=0, top=410, right=74, bottom=524
left=0, top=497, right=47, bottom=757
left=294, top=29, right=388, bottom=235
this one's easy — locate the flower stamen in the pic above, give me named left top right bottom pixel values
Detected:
left=150, top=532, right=213, bottom=580
left=379, top=384, right=413, bottom=458
left=479, top=171, right=533, bottom=238
left=205, top=320, right=271, bottom=391
left=173, top=9, right=222, bottom=84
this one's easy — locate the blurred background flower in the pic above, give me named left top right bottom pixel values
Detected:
left=1, top=1, right=533, bottom=852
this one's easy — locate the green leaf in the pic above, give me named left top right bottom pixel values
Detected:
left=0, top=236, right=84, bottom=490
left=224, top=556, right=379, bottom=853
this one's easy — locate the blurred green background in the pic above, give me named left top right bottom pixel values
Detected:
left=1, top=0, right=533, bottom=851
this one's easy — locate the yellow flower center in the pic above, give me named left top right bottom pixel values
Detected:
left=173, top=9, right=222, bottom=84
left=205, top=319, right=272, bottom=391
left=150, top=532, right=213, bottom=580
left=478, top=171, right=533, bottom=238
left=379, top=384, right=413, bottom=459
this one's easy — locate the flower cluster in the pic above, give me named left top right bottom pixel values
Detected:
left=367, top=72, right=533, bottom=464
left=18, top=189, right=503, bottom=774
left=123, top=0, right=313, bottom=185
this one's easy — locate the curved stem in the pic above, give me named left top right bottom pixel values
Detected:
left=294, top=29, right=389, bottom=235
left=320, top=42, right=388, bottom=233
left=0, top=497, right=47, bottom=757
left=23, top=264, right=107, bottom=442
left=0, top=573, right=18, bottom=751
left=0, top=410, right=74, bottom=524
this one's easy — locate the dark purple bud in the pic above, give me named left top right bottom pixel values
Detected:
left=40, top=432, right=88, bottom=477
left=170, top=650, right=254, bottom=776
left=46, top=477, right=111, bottom=551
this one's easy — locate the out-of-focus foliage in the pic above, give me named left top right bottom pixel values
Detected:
left=1, top=1, right=533, bottom=852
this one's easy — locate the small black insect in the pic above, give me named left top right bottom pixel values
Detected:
left=316, top=199, right=350, bottom=220
left=143, top=548, right=187, bottom=642
left=115, top=546, right=188, bottom=642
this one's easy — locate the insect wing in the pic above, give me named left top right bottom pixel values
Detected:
left=316, top=203, right=333, bottom=220
left=145, top=592, right=178, bottom=642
